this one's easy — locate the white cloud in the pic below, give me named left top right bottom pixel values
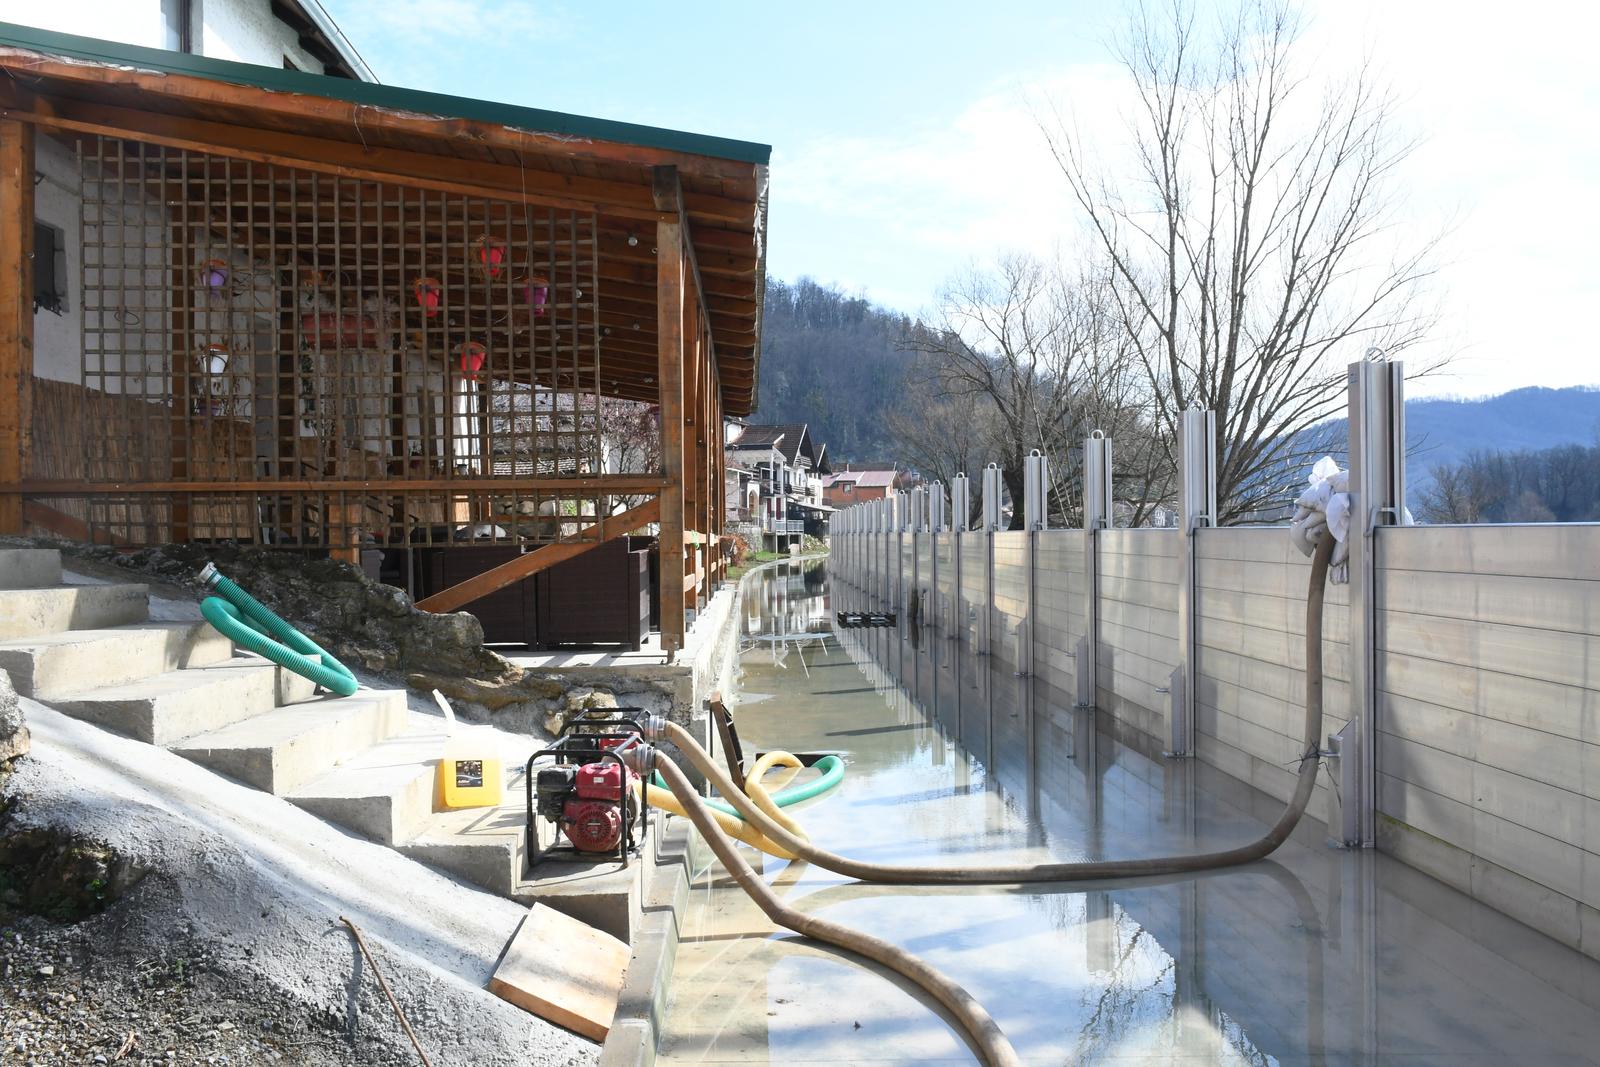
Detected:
left=772, top=0, right=1600, bottom=399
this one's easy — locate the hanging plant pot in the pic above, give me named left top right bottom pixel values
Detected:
left=522, top=274, right=550, bottom=317
left=413, top=276, right=443, bottom=318
left=197, top=258, right=230, bottom=296
left=458, top=341, right=487, bottom=379
left=475, top=235, right=509, bottom=281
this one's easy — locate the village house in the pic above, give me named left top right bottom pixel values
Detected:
left=822, top=466, right=898, bottom=508
left=724, top=422, right=829, bottom=551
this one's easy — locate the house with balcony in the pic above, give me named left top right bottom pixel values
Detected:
left=725, top=423, right=830, bottom=551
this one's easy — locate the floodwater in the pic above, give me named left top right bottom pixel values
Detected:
left=656, top=559, right=1600, bottom=1065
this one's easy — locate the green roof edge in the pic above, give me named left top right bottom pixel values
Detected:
left=0, top=21, right=772, bottom=167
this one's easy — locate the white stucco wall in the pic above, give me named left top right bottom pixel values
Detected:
left=0, top=1, right=170, bottom=50
left=199, top=0, right=330, bottom=73
left=0, top=0, right=334, bottom=74
left=31, top=136, right=83, bottom=385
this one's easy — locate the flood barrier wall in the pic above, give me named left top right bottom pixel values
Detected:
left=832, top=521, right=1600, bottom=960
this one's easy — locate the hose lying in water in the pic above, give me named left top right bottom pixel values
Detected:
left=651, top=752, right=846, bottom=819
left=643, top=749, right=1020, bottom=1067
left=651, top=531, right=1333, bottom=887
left=644, top=750, right=806, bottom=859
left=629, top=534, right=1332, bottom=1065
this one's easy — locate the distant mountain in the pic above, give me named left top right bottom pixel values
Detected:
left=1404, top=386, right=1600, bottom=476
left=753, top=278, right=916, bottom=463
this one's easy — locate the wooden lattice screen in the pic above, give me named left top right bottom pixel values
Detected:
left=33, top=132, right=656, bottom=552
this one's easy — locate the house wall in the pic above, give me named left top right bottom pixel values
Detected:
left=200, top=0, right=332, bottom=73
left=0, top=0, right=333, bottom=71
left=20, top=0, right=352, bottom=388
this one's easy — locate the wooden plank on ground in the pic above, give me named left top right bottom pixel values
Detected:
left=489, top=904, right=628, bottom=1042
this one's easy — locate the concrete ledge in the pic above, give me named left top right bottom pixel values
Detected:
left=599, top=815, right=693, bottom=1067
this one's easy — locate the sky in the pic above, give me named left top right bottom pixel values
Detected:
left=321, top=0, right=1600, bottom=400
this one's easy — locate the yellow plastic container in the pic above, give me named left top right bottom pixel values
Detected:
left=431, top=690, right=505, bottom=811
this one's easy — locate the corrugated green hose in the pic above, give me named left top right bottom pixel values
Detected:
left=199, top=563, right=359, bottom=697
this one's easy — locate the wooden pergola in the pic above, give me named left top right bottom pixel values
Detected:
left=0, top=23, right=768, bottom=654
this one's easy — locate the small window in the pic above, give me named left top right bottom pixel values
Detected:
left=33, top=220, right=66, bottom=316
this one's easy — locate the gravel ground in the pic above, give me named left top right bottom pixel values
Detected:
left=1, top=910, right=427, bottom=1065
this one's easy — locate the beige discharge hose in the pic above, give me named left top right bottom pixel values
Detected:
left=623, top=534, right=1333, bottom=1064
left=649, top=755, right=1020, bottom=1067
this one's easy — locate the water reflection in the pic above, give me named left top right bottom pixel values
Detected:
left=658, top=561, right=1600, bottom=1066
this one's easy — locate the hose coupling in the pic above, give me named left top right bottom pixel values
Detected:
left=199, top=562, right=220, bottom=587
left=639, top=715, right=670, bottom=741
left=618, top=741, right=657, bottom=775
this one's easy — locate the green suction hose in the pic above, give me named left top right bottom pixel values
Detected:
left=199, top=562, right=359, bottom=697
left=653, top=754, right=844, bottom=818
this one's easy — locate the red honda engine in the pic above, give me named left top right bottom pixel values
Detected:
left=535, top=758, right=640, bottom=854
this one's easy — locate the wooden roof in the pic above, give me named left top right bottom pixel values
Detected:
left=0, top=22, right=768, bottom=414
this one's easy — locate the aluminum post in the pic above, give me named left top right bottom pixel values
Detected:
left=1023, top=449, right=1049, bottom=531
left=949, top=473, right=970, bottom=533
left=1341, top=357, right=1406, bottom=848
left=1170, top=408, right=1217, bottom=757
left=1081, top=431, right=1113, bottom=709
left=980, top=463, right=1004, bottom=532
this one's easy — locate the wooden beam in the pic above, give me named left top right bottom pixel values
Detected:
left=14, top=96, right=759, bottom=227
left=0, top=49, right=760, bottom=182
left=0, top=116, right=32, bottom=534
left=414, top=497, right=659, bottom=614
left=656, top=184, right=688, bottom=656
left=19, top=475, right=669, bottom=494
left=11, top=101, right=664, bottom=222
left=21, top=500, right=129, bottom=545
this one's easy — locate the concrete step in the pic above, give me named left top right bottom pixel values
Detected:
left=171, top=689, right=409, bottom=795
left=0, top=548, right=62, bottom=589
left=0, top=583, right=150, bottom=641
left=0, top=621, right=233, bottom=699
left=288, top=726, right=445, bottom=845
left=399, top=772, right=530, bottom=898
left=396, top=755, right=644, bottom=940
left=47, top=660, right=280, bottom=745
left=202, top=654, right=319, bottom=707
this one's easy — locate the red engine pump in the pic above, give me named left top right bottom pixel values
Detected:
left=534, top=756, right=639, bottom=855
left=564, top=762, right=636, bottom=853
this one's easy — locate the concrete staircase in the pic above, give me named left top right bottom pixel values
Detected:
left=0, top=547, right=642, bottom=936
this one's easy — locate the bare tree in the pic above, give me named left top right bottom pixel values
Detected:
left=904, top=254, right=1171, bottom=528
left=887, top=365, right=1002, bottom=526
left=1044, top=0, right=1442, bottom=522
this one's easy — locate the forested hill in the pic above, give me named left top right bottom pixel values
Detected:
left=754, top=278, right=916, bottom=463
left=1406, top=386, right=1600, bottom=473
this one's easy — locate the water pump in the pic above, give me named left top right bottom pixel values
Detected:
left=534, top=758, right=640, bottom=854
left=526, top=712, right=648, bottom=868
